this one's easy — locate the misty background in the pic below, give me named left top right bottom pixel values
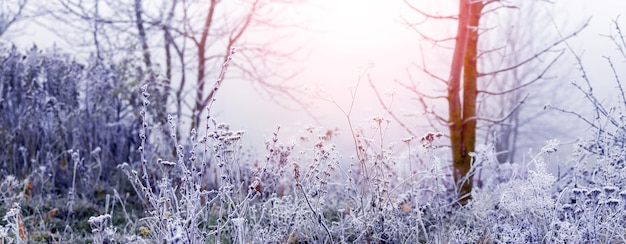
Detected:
left=2, top=0, right=626, bottom=167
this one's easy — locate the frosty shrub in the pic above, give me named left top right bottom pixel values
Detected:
left=0, top=44, right=144, bottom=241
left=0, top=44, right=143, bottom=184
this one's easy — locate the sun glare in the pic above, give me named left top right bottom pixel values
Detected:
left=307, top=0, right=417, bottom=91
left=319, top=1, right=393, bottom=46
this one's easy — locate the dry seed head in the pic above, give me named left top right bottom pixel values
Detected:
left=619, top=190, right=626, bottom=201
left=160, top=160, right=176, bottom=168
left=573, top=188, right=586, bottom=196
left=293, top=163, right=300, bottom=181
left=87, top=214, right=111, bottom=226
left=607, top=198, right=620, bottom=209
left=587, top=188, right=602, bottom=199
left=401, top=136, right=415, bottom=143
left=604, top=186, right=618, bottom=195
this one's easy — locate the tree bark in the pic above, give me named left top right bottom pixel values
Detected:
left=191, top=0, right=217, bottom=130
left=448, top=0, right=483, bottom=204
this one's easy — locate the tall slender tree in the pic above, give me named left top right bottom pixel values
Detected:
left=393, top=0, right=588, bottom=203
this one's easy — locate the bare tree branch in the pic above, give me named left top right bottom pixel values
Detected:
left=609, top=16, right=626, bottom=59
left=0, top=0, right=29, bottom=37
left=402, top=15, right=458, bottom=46
left=417, top=45, right=448, bottom=85
left=368, top=75, right=417, bottom=137
left=402, top=0, right=458, bottom=20
left=478, top=18, right=589, bottom=77
left=478, top=49, right=564, bottom=95
left=394, top=79, right=447, bottom=100
left=548, top=105, right=613, bottom=138
left=464, top=94, right=529, bottom=124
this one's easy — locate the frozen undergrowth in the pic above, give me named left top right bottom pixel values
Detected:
left=3, top=101, right=626, bottom=243
left=3, top=25, right=626, bottom=243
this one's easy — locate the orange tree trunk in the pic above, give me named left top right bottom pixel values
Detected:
left=448, top=0, right=483, bottom=204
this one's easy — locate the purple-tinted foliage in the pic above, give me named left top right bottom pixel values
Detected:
left=0, top=45, right=142, bottom=197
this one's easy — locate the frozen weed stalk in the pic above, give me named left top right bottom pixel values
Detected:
left=2, top=202, right=27, bottom=243
left=87, top=214, right=111, bottom=243
left=115, top=48, right=246, bottom=243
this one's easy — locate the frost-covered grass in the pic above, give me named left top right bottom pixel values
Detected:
left=2, top=37, right=626, bottom=243
left=3, top=96, right=626, bottom=243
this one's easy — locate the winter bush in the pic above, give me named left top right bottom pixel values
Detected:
left=0, top=44, right=143, bottom=242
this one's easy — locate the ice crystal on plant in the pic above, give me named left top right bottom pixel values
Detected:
left=541, top=139, right=560, bottom=153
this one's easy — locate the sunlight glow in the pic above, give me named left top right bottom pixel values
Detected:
left=319, top=1, right=394, bottom=51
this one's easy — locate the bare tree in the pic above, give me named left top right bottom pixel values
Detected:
left=475, top=1, right=581, bottom=165
left=379, top=0, right=588, bottom=203
left=0, top=0, right=29, bottom=37
left=38, top=0, right=307, bottom=131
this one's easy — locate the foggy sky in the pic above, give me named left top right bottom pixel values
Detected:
left=4, top=0, right=626, bottom=164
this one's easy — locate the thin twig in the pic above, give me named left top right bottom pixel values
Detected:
left=478, top=50, right=564, bottom=96
left=297, top=184, right=333, bottom=242
left=478, top=18, right=589, bottom=77
left=368, top=75, right=417, bottom=137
